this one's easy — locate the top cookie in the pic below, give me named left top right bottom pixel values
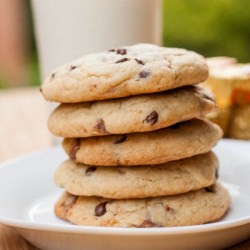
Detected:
left=41, top=44, right=208, bottom=103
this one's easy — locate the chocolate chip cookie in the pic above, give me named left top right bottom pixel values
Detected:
left=55, top=182, right=230, bottom=227
left=41, top=44, right=208, bottom=103
left=63, top=119, right=222, bottom=166
left=55, top=152, right=218, bottom=199
left=48, top=86, right=216, bottom=137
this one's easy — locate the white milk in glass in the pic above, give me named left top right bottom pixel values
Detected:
left=31, top=0, right=162, bottom=79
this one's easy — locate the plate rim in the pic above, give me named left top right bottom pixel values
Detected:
left=0, top=213, right=250, bottom=236
left=0, top=139, right=249, bottom=236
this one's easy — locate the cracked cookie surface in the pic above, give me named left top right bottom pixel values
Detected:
left=63, top=119, right=223, bottom=166
left=41, top=44, right=208, bottom=103
left=48, top=86, right=216, bottom=137
left=54, top=152, right=218, bottom=199
left=55, top=182, right=230, bottom=227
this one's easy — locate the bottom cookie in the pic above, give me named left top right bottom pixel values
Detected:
left=55, top=182, right=230, bottom=227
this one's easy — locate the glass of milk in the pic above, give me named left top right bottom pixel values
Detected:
left=31, top=0, right=162, bottom=79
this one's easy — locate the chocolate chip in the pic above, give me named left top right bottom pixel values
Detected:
left=139, top=71, right=150, bottom=78
left=202, top=93, right=215, bottom=102
left=39, top=88, right=43, bottom=93
left=108, top=49, right=116, bottom=52
left=51, top=72, right=55, bottom=80
left=165, top=205, right=174, bottom=212
left=138, top=219, right=157, bottom=228
left=69, top=139, right=80, bottom=160
left=114, top=135, right=127, bottom=144
left=143, top=111, right=158, bottom=125
left=70, top=65, right=77, bottom=71
left=85, top=166, right=97, bottom=176
left=115, top=58, right=129, bottom=63
left=116, top=48, right=127, bottom=55
left=95, top=201, right=108, bottom=216
left=135, top=58, right=145, bottom=65
left=170, top=123, right=180, bottom=129
left=94, top=118, right=108, bottom=133
left=205, top=186, right=215, bottom=193
left=215, top=168, right=219, bottom=179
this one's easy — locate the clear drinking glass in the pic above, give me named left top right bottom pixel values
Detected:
left=31, top=0, right=162, bottom=79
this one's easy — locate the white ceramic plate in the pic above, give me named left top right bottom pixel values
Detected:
left=0, top=139, right=249, bottom=250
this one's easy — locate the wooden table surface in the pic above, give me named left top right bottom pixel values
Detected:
left=0, top=87, right=249, bottom=250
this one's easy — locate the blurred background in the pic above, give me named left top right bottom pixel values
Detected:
left=0, top=0, right=250, bottom=162
left=0, top=0, right=250, bottom=88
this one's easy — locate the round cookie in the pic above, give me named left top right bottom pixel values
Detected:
left=54, top=152, right=218, bottom=199
left=63, top=119, right=223, bottom=166
left=55, top=182, right=230, bottom=227
left=48, top=86, right=216, bottom=137
left=41, top=43, right=208, bottom=103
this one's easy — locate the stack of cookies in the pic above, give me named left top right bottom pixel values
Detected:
left=41, top=44, right=230, bottom=227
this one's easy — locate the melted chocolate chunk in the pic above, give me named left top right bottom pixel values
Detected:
left=138, top=219, right=157, bottom=228
left=114, top=135, right=127, bottom=144
left=115, top=58, right=129, bottom=63
left=70, top=65, right=77, bottom=71
left=95, top=201, right=108, bottom=216
left=69, top=139, right=80, bottom=160
left=143, top=111, right=158, bottom=125
left=116, top=48, right=127, bottom=55
left=135, top=58, right=145, bottom=65
left=139, top=71, right=150, bottom=78
left=94, top=118, right=108, bottom=133
left=85, top=166, right=97, bottom=176
left=205, top=186, right=215, bottom=193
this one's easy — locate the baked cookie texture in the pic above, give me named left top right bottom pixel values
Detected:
left=41, top=44, right=208, bottom=103
left=54, top=152, right=218, bottom=199
left=48, top=86, right=216, bottom=137
left=55, top=183, right=230, bottom=227
left=39, top=43, right=230, bottom=228
left=63, top=119, right=222, bottom=166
